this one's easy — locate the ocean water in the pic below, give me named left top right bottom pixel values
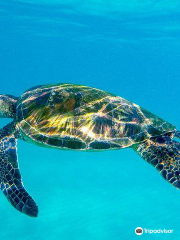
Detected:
left=0, top=1, right=180, bottom=239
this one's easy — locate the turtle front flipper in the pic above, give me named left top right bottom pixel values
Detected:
left=134, top=133, right=180, bottom=189
left=0, top=124, right=38, bottom=217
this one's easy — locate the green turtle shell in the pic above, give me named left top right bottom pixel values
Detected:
left=16, top=84, right=175, bottom=150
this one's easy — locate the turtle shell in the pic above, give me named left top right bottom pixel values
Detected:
left=16, top=83, right=175, bottom=150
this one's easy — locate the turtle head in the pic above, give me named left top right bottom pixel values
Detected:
left=0, top=95, right=18, bottom=118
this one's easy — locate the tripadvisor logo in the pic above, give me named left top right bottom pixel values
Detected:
left=144, top=228, right=173, bottom=234
left=135, top=227, right=143, bottom=235
left=135, top=227, right=173, bottom=235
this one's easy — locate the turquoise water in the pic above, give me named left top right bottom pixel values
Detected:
left=0, top=1, right=180, bottom=239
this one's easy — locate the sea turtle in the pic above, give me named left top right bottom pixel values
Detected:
left=0, top=83, right=180, bottom=217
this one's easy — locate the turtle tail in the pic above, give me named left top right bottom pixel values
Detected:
left=134, top=132, right=180, bottom=189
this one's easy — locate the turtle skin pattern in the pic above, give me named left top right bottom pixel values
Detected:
left=16, top=84, right=175, bottom=150
left=0, top=123, right=38, bottom=217
left=136, top=133, right=180, bottom=189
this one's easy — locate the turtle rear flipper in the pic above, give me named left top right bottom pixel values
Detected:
left=0, top=128, right=38, bottom=217
left=135, top=134, right=180, bottom=189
